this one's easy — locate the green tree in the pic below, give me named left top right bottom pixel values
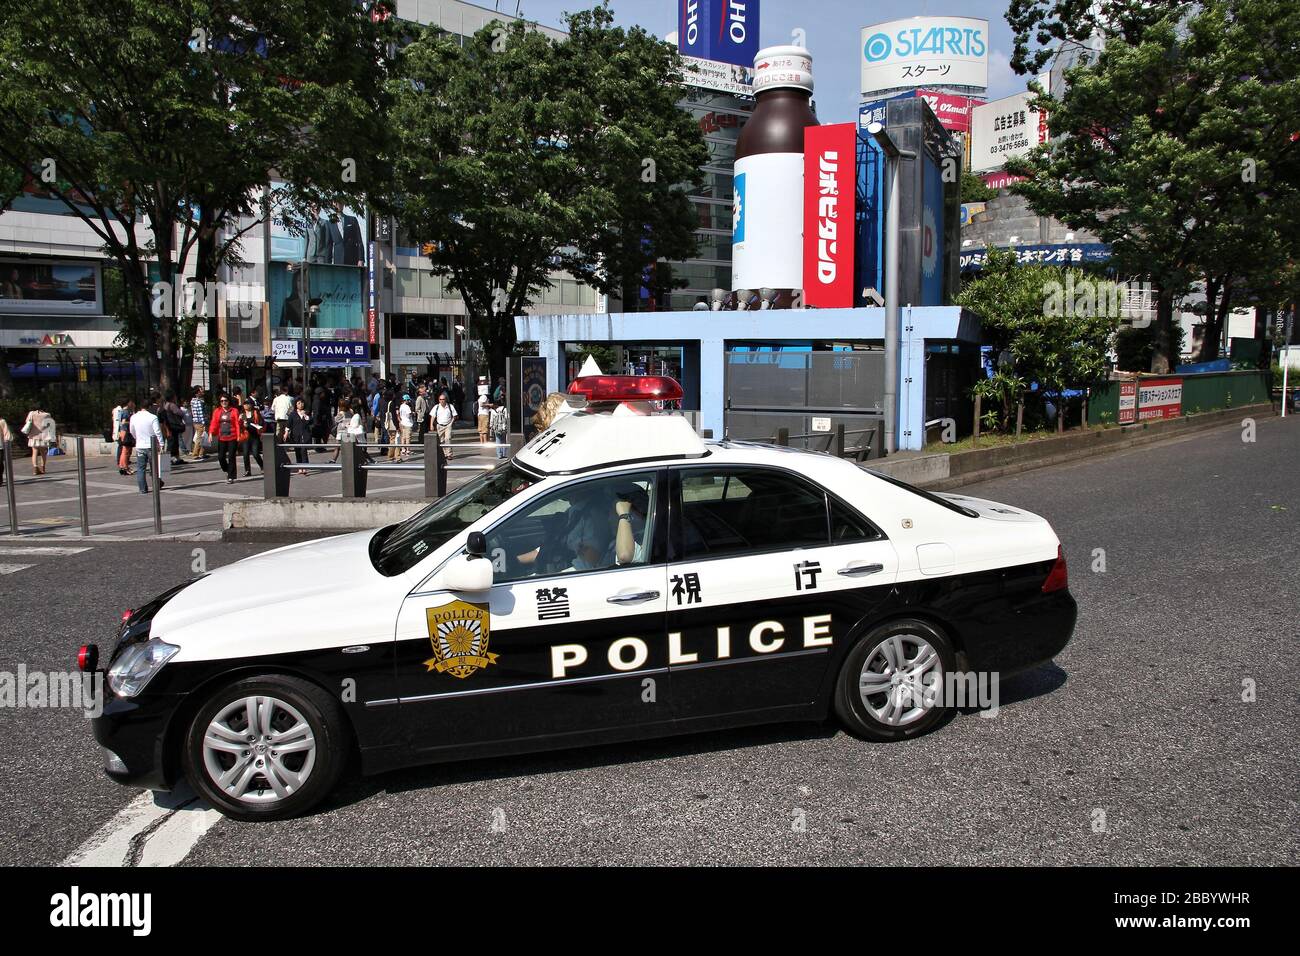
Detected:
left=0, top=0, right=393, bottom=392
left=1004, top=0, right=1300, bottom=368
left=385, top=5, right=708, bottom=379
left=961, top=171, right=996, bottom=203
left=956, top=249, right=1117, bottom=429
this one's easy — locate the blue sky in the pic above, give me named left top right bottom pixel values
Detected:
left=503, top=0, right=1028, bottom=122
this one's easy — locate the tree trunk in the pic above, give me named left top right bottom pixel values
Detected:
left=1197, top=277, right=1221, bottom=362
left=1150, top=286, right=1177, bottom=373
left=123, top=264, right=160, bottom=390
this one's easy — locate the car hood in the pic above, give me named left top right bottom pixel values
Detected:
left=149, top=530, right=382, bottom=638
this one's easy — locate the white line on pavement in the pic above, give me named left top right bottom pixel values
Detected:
left=62, top=785, right=221, bottom=867
left=0, top=546, right=92, bottom=556
left=85, top=511, right=224, bottom=532
left=0, top=563, right=34, bottom=574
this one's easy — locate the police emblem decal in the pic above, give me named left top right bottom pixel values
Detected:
left=424, top=601, right=498, bottom=678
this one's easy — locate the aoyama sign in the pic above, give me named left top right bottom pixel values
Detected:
left=802, top=124, right=857, bottom=309
left=860, top=17, right=988, bottom=96
left=678, top=0, right=759, bottom=69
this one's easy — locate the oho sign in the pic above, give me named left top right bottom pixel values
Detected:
left=860, top=16, right=988, bottom=96
left=678, top=0, right=759, bottom=69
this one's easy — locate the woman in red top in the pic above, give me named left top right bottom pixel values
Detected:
left=207, top=394, right=246, bottom=484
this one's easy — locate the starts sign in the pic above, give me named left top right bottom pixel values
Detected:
left=1137, top=378, right=1183, bottom=420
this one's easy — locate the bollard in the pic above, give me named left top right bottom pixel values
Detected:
left=152, top=438, right=163, bottom=535
left=263, top=432, right=290, bottom=499
left=972, top=394, right=982, bottom=444
left=423, top=431, right=444, bottom=498
left=76, top=437, right=90, bottom=536
left=3, top=440, right=17, bottom=535
left=834, top=423, right=845, bottom=458
left=340, top=440, right=368, bottom=498
left=776, top=427, right=789, bottom=447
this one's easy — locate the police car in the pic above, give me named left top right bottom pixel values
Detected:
left=85, top=375, right=1076, bottom=820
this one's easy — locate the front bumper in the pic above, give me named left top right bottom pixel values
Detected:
left=91, top=690, right=186, bottom=791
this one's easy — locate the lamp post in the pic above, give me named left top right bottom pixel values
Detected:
left=866, top=122, right=916, bottom=456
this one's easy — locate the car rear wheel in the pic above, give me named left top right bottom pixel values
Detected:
left=183, top=675, right=347, bottom=821
left=834, top=618, right=955, bottom=741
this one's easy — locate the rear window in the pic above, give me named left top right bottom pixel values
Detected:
left=865, top=469, right=979, bottom=518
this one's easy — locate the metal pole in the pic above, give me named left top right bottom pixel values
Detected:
left=431, top=429, right=447, bottom=496
left=1282, top=348, right=1290, bottom=418
left=152, top=437, right=163, bottom=535
left=76, top=437, right=89, bottom=536
left=263, top=432, right=278, bottom=499
left=4, top=440, right=17, bottom=536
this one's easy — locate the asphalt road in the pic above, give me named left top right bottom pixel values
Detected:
left=1, top=414, right=1295, bottom=866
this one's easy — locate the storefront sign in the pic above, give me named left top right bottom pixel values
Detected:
left=1137, top=378, right=1183, bottom=420
left=271, top=339, right=368, bottom=365
left=861, top=17, right=988, bottom=96
left=678, top=0, right=759, bottom=70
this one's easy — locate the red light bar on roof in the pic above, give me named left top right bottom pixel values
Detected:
left=568, top=375, right=683, bottom=402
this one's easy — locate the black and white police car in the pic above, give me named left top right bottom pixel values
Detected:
left=85, top=375, right=1076, bottom=820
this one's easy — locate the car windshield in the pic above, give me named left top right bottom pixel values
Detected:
left=370, top=463, right=538, bottom=576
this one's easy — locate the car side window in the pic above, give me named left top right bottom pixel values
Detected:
left=484, top=471, right=658, bottom=584
left=679, top=468, right=828, bottom=559
left=830, top=497, right=883, bottom=542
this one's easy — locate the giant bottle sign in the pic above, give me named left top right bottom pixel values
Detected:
left=678, top=0, right=760, bottom=69
left=802, top=124, right=857, bottom=308
left=731, top=46, right=815, bottom=295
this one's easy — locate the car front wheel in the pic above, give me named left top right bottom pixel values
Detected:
left=183, top=675, right=347, bottom=821
left=834, top=618, right=955, bottom=741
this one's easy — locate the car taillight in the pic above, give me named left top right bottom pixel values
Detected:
left=1042, top=545, right=1068, bottom=593
left=121, top=608, right=134, bottom=623
left=77, top=644, right=99, bottom=672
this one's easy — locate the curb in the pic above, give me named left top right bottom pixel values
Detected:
left=885, top=403, right=1276, bottom=491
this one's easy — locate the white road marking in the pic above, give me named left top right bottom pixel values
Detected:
left=0, top=546, right=92, bottom=556
left=63, top=785, right=222, bottom=867
left=0, top=563, right=34, bottom=574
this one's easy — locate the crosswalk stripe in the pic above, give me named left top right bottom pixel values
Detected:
left=0, top=563, right=34, bottom=574
left=0, top=546, right=92, bottom=556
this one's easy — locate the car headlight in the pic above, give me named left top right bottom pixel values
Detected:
left=107, top=639, right=180, bottom=698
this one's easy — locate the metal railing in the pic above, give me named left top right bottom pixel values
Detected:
left=764, top=423, right=880, bottom=461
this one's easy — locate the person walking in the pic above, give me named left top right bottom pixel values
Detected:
left=397, top=394, right=415, bottom=461
left=382, top=389, right=400, bottom=461
left=207, top=393, right=246, bottom=484
left=346, top=398, right=373, bottom=465
left=188, top=387, right=208, bottom=459
left=288, top=398, right=313, bottom=475
left=20, top=403, right=56, bottom=476
left=128, top=398, right=164, bottom=494
left=239, top=399, right=264, bottom=476
left=311, top=386, right=330, bottom=452
left=160, top=390, right=186, bottom=466
left=432, top=390, right=456, bottom=460
left=329, top=401, right=350, bottom=464
left=112, top=396, right=135, bottom=475
left=489, top=398, right=510, bottom=460
left=414, top=386, right=430, bottom=441
left=271, top=384, right=294, bottom=441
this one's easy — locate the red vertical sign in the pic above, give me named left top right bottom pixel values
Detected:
left=803, top=123, right=857, bottom=308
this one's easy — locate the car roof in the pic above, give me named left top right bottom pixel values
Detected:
left=514, top=407, right=860, bottom=481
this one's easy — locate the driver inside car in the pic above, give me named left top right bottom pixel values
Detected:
left=513, top=483, right=650, bottom=575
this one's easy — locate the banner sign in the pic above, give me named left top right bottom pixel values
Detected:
left=1137, top=378, right=1183, bottom=421
left=678, top=0, right=759, bottom=70
left=0, top=260, right=102, bottom=315
left=860, top=17, right=989, bottom=96
left=802, top=123, right=857, bottom=309
left=1118, top=381, right=1137, bottom=424
left=960, top=243, right=1111, bottom=270
left=680, top=55, right=754, bottom=95
left=271, top=339, right=369, bottom=365
left=970, top=91, right=1048, bottom=173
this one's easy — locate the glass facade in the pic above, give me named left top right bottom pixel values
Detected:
left=661, top=87, right=753, bottom=312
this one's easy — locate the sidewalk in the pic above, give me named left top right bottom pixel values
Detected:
left=0, top=424, right=496, bottom=540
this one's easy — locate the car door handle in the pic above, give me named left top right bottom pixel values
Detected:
left=838, top=562, right=885, bottom=576
left=607, top=590, right=660, bottom=605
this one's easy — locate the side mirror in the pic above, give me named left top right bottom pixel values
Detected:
left=466, top=531, right=487, bottom=557
left=442, top=551, right=493, bottom=593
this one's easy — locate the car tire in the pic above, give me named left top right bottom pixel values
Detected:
left=183, top=675, right=347, bottom=821
left=834, top=618, right=956, bottom=742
